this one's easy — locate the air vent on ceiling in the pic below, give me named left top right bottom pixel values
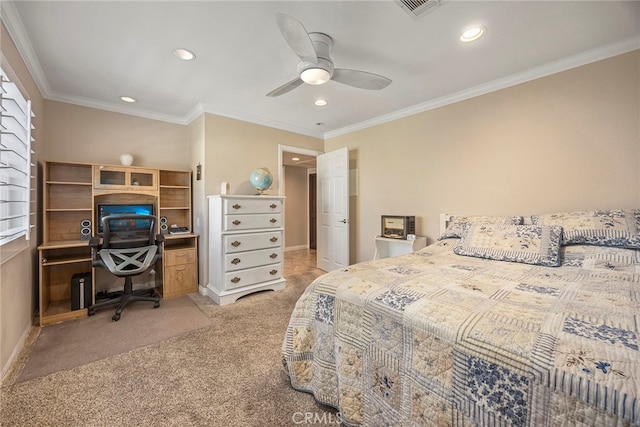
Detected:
left=396, top=0, right=443, bottom=19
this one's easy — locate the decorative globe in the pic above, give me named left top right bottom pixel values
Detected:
left=249, top=167, right=273, bottom=194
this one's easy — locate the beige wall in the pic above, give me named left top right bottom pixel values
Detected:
left=1, top=23, right=44, bottom=380
left=42, top=101, right=191, bottom=169
left=202, top=114, right=323, bottom=197
left=200, top=114, right=323, bottom=289
left=326, top=50, right=640, bottom=263
left=284, top=165, right=309, bottom=249
left=188, top=115, right=206, bottom=287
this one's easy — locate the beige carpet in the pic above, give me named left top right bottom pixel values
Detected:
left=1, top=268, right=334, bottom=426
left=15, top=295, right=213, bottom=383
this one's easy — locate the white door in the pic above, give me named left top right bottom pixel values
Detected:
left=317, top=147, right=349, bottom=272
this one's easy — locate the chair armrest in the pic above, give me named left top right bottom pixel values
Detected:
left=153, top=234, right=165, bottom=260
left=89, top=236, right=106, bottom=269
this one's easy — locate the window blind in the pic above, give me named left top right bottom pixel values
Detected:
left=0, top=66, right=35, bottom=246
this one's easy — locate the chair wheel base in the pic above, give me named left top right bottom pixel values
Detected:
left=112, top=313, right=121, bottom=321
left=88, top=309, right=96, bottom=316
left=154, top=301, right=160, bottom=308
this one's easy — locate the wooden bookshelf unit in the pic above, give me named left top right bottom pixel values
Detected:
left=38, top=161, right=197, bottom=326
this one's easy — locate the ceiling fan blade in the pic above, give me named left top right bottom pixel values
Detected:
left=332, top=68, right=392, bottom=90
left=275, top=12, right=317, bottom=62
left=266, top=77, right=305, bottom=97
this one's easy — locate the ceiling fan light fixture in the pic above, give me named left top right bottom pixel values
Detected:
left=301, top=67, right=331, bottom=85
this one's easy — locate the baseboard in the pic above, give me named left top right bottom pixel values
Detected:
left=284, top=245, right=308, bottom=252
left=1, top=323, right=35, bottom=385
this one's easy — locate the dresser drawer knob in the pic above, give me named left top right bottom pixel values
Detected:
left=232, top=204, right=241, bottom=210
left=270, top=203, right=277, bottom=209
left=270, top=253, right=278, bottom=259
left=231, top=277, right=241, bottom=284
left=270, top=269, right=278, bottom=275
left=231, top=258, right=241, bottom=265
left=270, top=236, right=278, bottom=243
left=232, top=220, right=242, bottom=225
left=231, top=240, right=242, bottom=247
left=270, top=218, right=277, bottom=224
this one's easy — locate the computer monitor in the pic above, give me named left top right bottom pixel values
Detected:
left=96, top=203, right=154, bottom=233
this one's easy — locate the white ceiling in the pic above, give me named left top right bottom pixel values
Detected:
left=3, top=1, right=639, bottom=139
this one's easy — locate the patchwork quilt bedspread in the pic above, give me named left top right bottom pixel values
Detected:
left=282, top=239, right=640, bottom=426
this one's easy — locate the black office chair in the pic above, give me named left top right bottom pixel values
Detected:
left=88, top=214, right=164, bottom=321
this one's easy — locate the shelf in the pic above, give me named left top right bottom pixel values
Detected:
left=39, top=240, right=90, bottom=249
left=42, top=255, right=91, bottom=266
left=46, top=208, right=92, bottom=212
left=45, top=181, right=92, bottom=186
left=41, top=301, right=87, bottom=325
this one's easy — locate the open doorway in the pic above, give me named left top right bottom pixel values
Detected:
left=278, top=145, right=322, bottom=255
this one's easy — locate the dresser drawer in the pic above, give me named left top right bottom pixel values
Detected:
left=225, top=247, right=282, bottom=272
left=224, top=231, right=282, bottom=253
left=224, top=263, right=283, bottom=290
left=224, top=213, right=282, bottom=231
left=164, top=248, right=197, bottom=267
left=224, top=198, right=282, bottom=214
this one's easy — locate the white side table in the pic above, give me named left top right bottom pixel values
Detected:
left=373, top=235, right=427, bottom=260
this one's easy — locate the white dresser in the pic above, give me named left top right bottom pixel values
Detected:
left=207, top=195, right=286, bottom=305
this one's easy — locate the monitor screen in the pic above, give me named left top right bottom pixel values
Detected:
left=97, top=204, right=154, bottom=233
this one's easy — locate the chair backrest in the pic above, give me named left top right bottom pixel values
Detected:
left=100, top=214, right=157, bottom=249
left=96, top=214, right=160, bottom=277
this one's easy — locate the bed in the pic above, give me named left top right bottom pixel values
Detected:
left=282, top=210, right=640, bottom=426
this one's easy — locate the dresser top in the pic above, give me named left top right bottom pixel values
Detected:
left=207, top=194, right=285, bottom=199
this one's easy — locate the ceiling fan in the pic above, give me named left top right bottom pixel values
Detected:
left=266, top=12, right=392, bottom=97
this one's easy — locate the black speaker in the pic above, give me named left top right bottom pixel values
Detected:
left=160, top=216, right=168, bottom=234
left=80, top=219, right=91, bottom=240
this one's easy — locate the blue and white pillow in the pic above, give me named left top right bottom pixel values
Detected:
left=439, top=215, right=524, bottom=240
left=453, top=224, right=563, bottom=267
left=531, top=209, right=640, bottom=248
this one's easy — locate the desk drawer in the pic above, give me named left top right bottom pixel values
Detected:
left=163, top=263, right=197, bottom=298
left=164, top=248, right=197, bottom=267
left=224, top=214, right=282, bottom=231
left=224, top=198, right=282, bottom=214
left=224, top=231, right=282, bottom=253
left=224, top=263, right=283, bottom=290
left=225, top=247, right=282, bottom=272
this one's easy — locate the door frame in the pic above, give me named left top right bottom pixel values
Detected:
left=277, top=144, right=323, bottom=196
left=278, top=144, right=323, bottom=251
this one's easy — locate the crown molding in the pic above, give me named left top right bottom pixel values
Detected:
left=1, top=1, right=52, bottom=99
left=323, top=37, right=640, bottom=140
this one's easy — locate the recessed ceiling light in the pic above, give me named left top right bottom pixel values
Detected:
left=314, top=99, right=328, bottom=107
left=291, top=157, right=300, bottom=161
left=173, top=48, right=196, bottom=61
left=120, top=96, right=136, bottom=103
left=460, top=27, right=485, bottom=42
